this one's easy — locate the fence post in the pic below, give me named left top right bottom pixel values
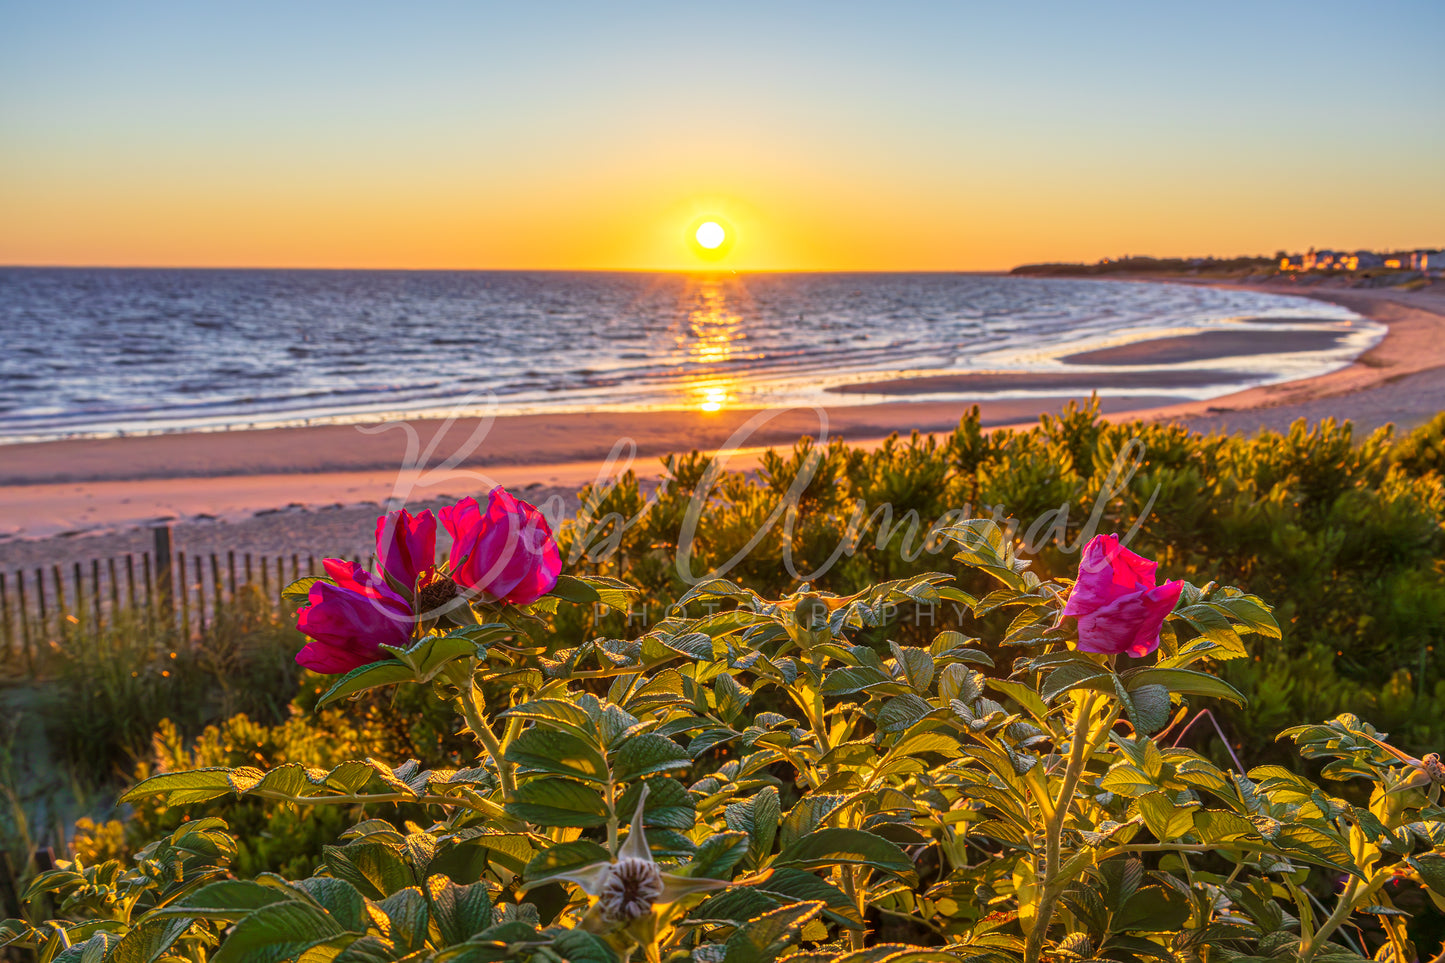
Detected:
left=153, top=525, right=175, bottom=629
left=17, top=572, right=33, bottom=675
left=35, top=567, right=48, bottom=644
left=92, top=559, right=102, bottom=631
left=51, top=566, right=67, bottom=635
left=0, top=572, right=11, bottom=663
left=227, top=550, right=237, bottom=599
left=125, top=554, right=136, bottom=611
left=210, top=553, right=223, bottom=620
left=72, top=562, right=84, bottom=632
left=194, top=555, right=207, bottom=635
left=177, top=551, right=190, bottom=641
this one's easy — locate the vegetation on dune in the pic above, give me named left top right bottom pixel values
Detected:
left=4, top=402, right=1445, bottom=960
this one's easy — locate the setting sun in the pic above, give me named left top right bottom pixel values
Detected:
left=695, top=221, right=725, bottom=249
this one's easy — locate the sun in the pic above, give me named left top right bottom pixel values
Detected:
left=688, top=216, right=734, bottom=260
left=695, top=221, right=726, bottom=250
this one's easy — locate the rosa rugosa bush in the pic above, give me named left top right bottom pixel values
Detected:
left=7, top=513, right=1445, bottom=963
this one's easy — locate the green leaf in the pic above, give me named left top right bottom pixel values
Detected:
left=549, top=928, right=621, bottom=963
left=504, top=729, right=609, bottom=785
left=550, top=574, right=638, bottom=609
left=109, top=917, right=194, bottom=963
left=875, top=694, right=934, bottom=734
left=1127, top=684, right=1173, bottom=735
left=617, top=778, right=696, bottom=830
left=315, top=661, right=415, bottom=710
left=506, top=779, right=609, bottom=828
left=985, top=679, right=1051, bottom=725
left=1123, top=668, right=1247, bottom=707
left=121, top=767, right=251, bottom=805
left=1111, top=885, right=1192, bottom=933
left=722, top=901, right=826, bottom=963
left=323, top=843, right=417, bottom=901
left=1409, top=854, right=1445, bottom=894
left=523, top=840, right=612, bottom=885
left=611, top=733, right=692, bottom=782
left=282, top=576, right=323, bottom=603
left=725, top=787, right=781, bottom=865
left=682, top=833, right=751, bottom=880
left=426, top=875, right=494, bottom=945
left=152, top=880, right=295, bottom=920
left=774, top=828, right=916, bottom=881
left=212, top=901, right=354, bottom=963
left=1138, top=791, right=1196, bottom=841
left=819, top=666, right=896, bottom=696
left=384, top=632, right=486, bottom=681
left=375, top=888, right=428, bottom=955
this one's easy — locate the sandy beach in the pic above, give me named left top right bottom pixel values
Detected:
left=2, top=280, right=1443, bottom=568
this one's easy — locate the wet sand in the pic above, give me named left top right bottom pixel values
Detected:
left=828, top=369, right=1255, bottom=395
left=1060, top=328, right=1350, bottom=366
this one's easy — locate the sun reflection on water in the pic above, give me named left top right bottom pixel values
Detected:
left=677, top=277, right=746, bottom=412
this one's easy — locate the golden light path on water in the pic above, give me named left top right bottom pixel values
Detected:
left=677, top=277, right=744, bottom=412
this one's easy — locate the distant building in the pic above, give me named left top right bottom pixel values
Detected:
left=1279, top=247, right=1440, bottom=274
left=1410, top=250, right=1443, bottom=272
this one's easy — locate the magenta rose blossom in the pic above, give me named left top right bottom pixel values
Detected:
left=295, top=579, right=412, bottom=673
left=440, top=488, right=561, bottom=605
left=376, top=508, right=437, bottom=594
left=1060, top=534, right=1183, bottom=658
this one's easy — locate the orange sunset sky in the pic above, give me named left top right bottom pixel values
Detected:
left=1, top=3, right=1442, bottom=272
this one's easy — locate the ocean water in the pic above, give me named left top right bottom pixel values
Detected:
left=0, top=268, right=1379, bottom=442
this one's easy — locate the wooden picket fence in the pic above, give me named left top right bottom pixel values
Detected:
left=0, top=525, right=373, bottom=679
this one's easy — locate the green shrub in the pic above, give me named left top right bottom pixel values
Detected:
left=8, top=520, right=1445, bottom=962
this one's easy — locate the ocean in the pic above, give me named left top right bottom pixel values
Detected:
left=0, top=268, right=1378, bottom=442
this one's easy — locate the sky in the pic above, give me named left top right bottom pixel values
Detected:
left=1, top=1, right=1442, bottom=271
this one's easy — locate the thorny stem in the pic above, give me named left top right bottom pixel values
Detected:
left=1299, top=821, right=1389, bottom=963
left=454, top=659, right=516, bottom=799
left=1023, top=690, right=1102, bottom=963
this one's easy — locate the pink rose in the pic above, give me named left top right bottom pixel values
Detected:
left=1061, top=534, right=1183, bottom=658
left=295, top=579, right=412, bottom=673
left=440, top=488, right=561, bottom=606
left=376, top=508, right=436, bottom=595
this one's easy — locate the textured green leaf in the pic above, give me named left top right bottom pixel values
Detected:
left=282, top=577, right=323, bottom=602
left=722, top=901, right=825, bottom=963
left=426, top=875, right=494, bottom=945
left=506, top=779, right=609, bottom=828
left=315, top=661, right=415, bottom=710
left=522, top=840, right=612, bottom=884
left=153, top=880, right=295, bottom=920
left=551, top=574, right=638, bottom=609
left=875, top=694, right=934, bottom=734
left=212, top=901, right=353, bottom=963
left=505, top=729, right=609, bottom=784
left=1123, top=668, right=1246, bottom=706
left=611, top=733, right=692, bottom=782
left=774, top=828, right=916, bottom=880
left=121, top=767, right=253, bottom=805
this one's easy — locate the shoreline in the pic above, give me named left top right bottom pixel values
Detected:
left=2, top=278, right=1443, bottom=560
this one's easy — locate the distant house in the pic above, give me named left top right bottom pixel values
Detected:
left=1410, top=250, right=1444, bottom=272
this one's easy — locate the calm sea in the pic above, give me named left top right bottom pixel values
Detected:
left=0, top=269, right=1377, bottom=442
